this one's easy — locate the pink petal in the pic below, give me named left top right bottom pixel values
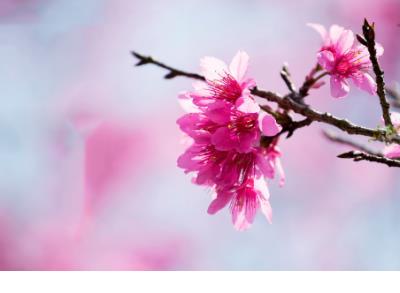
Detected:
left=192, top=81, right=209, bottom=95
left=258, top=196, right=273, bottom=224
left=196, top=164, right=220, bottom=186
left=206, top=101, right=231, bottom=124
left=235, top=96, right=260, bottom=113
left=178, top=92, right=200, bottom=113
left=383, top=144, right=400, bottom=159
left=259, top=112, right=282, bottom=136
left=390, top=112, right=400, bottom=127
left=244, top=193, right=258, bottom=224
left=353, top=73, right=376, bottom=95
left=229, top=51, right=249, bottom=83
left=207, top=189, right=233, bottom=214
left=317, top=50, right=335, bottom=71
left=307, top=23, right=327, bottom=41
left=257, top=155, right=274, bottom=179
left=375, top=43, right=384, bottom=57
left=336, top=29, right=354, bottom=53
left=255, top=178, right=272, bottom=224
left=177, top=147, right=200, bottom=172
left=254, top=178, right=270, bottom=200
left=176, top=113, right=199, bottom=134
left=237, top=131, right=259, bottom=153
left=200, top=56, right=227, bottom=81
left=330, top=76, right=350, bottom=98
left=328, top=24, right=345, bottom=44
left=232, top=210, right=251, bottom=231
left=211, top=127, right=236, bottom=151
left=276, top=157, right=285, bottom=187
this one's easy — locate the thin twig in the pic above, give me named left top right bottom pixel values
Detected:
left=251, top=88, right=400, bottom=144
left=280, top=64, right=296, bottom=93
left=131, top=51, right=205, bottom=81
left=360, top=19, right=393, bottom=129
left=337, top=151, right=400, bottom=168
left=322, top=130, right=382, bottom=156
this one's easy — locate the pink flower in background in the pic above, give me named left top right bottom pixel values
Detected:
left=177, top=52, right=284, bottom=230
left=309, top=23, right=383, bottom=98
left=383, top=112, right=400, bottom=159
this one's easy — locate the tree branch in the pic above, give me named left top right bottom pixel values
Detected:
left=337, top=151, right=400, bottom=168
left=323, top=130, right=382, bottom=156
left=360, top=19, right=393, bottom=129
left=251, top=88, right=400, bottom=144
left=280, top=64, right=296, bottom=94
left=131, top=51, right=205, bottom=81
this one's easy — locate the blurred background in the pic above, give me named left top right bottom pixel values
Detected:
left=0, top=0, right=399, bottom=270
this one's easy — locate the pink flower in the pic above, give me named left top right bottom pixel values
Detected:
left=206, top=145, right=283, bottom=230
left=383, top=112, right=400, bottom=159
left=177, top=142, right=227, bottom=186
left=179, top=51, right=282, bottom=153
left=309, top=23, right=383, bottom=98
left=177, top=51, right=285, bottom=230
left=183, top=51, right=259, bottom=113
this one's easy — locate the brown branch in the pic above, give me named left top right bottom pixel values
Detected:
left=360, top=19, right=393, bottom=129
left=322, top=130, right=382, bottom=156
left=280, top=64, right=296, bottom=94
left=337, top=151, right=400, bottom=168
left=131, top=51, right=205, bottom=81
left=251, top=88, right=400, bottom=144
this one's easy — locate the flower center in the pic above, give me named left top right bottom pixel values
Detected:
left=228, top=113, right=257, bottom=133
left=208, top=74, right=242, bottom=101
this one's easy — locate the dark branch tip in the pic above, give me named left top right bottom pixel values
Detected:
left=356, top=34, right=368, bottom=46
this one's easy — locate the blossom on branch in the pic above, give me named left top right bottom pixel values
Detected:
left=309, top=23, right=384, bottom=98
left=177, top=51, right=284, bottom=230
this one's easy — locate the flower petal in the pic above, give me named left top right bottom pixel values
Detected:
left=336, top=29, right=354, bottom=53
left=307, top=23, right=327, bottom=41
left=317, top=50, right=335, bottom=71
left=328, top=24, right=345, bottom=44
left=375, top=43, right=384, bottom=57
left=258, top=196, right=272, bottom=224
left=353, top=73, right=376, bottom=95
left=383, top=144, right=400, bottom=159
left=330, top=76, right=350, bottom=98
left=178, top=92, right=200, bottom=113
left=206, top=101, right=231, bottom=124
left=211, top=127, right=236, bottom=151
left=259, top=112, right=282, bottom=136
left=232, top=209, right=250, bottom=231
left=390, top=112, right=400, bottom=127
left=207, top=189, right=233, bottom=214
left=235, top=96, right=260, bottom=113
left=200, top=56, right=228, bottom=81
left=229, top=51, right=249, bottom=83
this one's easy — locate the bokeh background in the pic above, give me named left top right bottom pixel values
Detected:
left=0, top=0, right=399, bottom=270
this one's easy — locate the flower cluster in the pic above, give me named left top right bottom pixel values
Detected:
left=309, top=23, right=383, bottom=98
left=177, top=51, right=284, bottom=230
